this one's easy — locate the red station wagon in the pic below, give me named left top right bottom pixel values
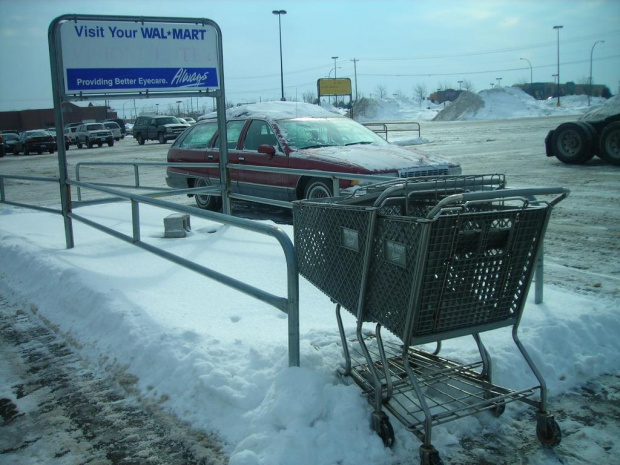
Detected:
left=165, top=102, right=461, bottom=210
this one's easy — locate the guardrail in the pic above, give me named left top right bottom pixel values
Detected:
left=363, top=122, right=421, bottom=142
left=0, top=172, right=301, bottom=367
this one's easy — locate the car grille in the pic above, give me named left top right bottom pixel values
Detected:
left=398, top=166, right=450, bottom=178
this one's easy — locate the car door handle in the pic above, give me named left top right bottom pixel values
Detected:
left=238, top=157, right=246, bottom=162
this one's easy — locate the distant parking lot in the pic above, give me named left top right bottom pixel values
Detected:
left=1, top=115, right=619, bottom=300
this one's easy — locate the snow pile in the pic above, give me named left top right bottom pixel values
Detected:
left=434, top=87, right=587, bottom=121
left=353, top=97, right=442, bottom=122
left=581, top=93, right=620, bottom=121
left=430, top=91, right=485, bottom=121
left=1, top=203, right=620, bottom=464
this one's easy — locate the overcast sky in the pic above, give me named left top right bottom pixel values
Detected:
left=0, top=0, right=618, bottom=116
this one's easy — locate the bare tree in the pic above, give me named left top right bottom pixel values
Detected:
left=462, top=79, right=475, bottom=92
left=374, top=84, right=388, bottom=98
left=302, top=91, right=316, bottom=104
left=413, top=83, right=427, bottom=106
left=393, top=89, right=406, bottom=99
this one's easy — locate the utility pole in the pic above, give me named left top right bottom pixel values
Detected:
left=351, top=58, right=359, bottom=102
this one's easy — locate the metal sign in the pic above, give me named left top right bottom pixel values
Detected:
left=317, top=78, right=352, bottom=97
left=54, top=17, right=221, bottom=97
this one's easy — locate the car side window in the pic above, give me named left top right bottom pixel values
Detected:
left=213, top=120, right=245, bottom=150
left=243, top=120, right=279, bottom=151
left=175, top=122, right=218, bottom=149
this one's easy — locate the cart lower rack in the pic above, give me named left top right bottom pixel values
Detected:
left=293, top=175, right=568, bottom=465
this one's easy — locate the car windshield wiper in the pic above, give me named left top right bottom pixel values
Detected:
left=301, top=144, right=331, bottom=149
left=344, top=141, right=374, bottom=146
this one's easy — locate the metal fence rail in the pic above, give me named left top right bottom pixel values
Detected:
left=0, top=172, right=301, bottom=367
left=363, top=122, right=421, bottom=142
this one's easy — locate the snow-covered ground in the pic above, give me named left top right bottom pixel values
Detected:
left=1, top=88, right=619, bottom=464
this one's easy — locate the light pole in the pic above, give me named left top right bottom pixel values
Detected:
left=520, top=58, right=533, bottom=84
left=553, top=25, right=563, bottom=107
left=589, top=40, right=605, bottom=106
left=272, top=10, right=287, bottom=101
left=176, top=100, right=182, bottom=116
left=458, top=80, right=463, bottom=90
left=328, top=67, right=340, bottom=78
left=496, top=77, right=502, bottom=87
left=156, top=103, right=159, bottom=115
left=122, top=100, right=131, bottom=119
left=331, top=56, right=338, bottom=79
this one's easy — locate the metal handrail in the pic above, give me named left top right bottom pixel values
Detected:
left=0, top=172, right=301, bottom=367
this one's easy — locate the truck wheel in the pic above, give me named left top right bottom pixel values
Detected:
left=87, top=138, right=93, bottom=149
left=551, top=122, right=594, bottom=164
left=158, top=133, right=166, bottom=144
left=108, top=139, right=114, bottom=147
left=137, top=134, right=145, bottom=145
left=599, top=122, right=620, bottom=165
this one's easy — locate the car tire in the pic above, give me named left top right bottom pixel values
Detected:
left=599, top=122, right=620, bottom=166
left=49, top=149, right=55, bottom=154
left=551, top=122, right=594, bottom=164
left=108, top=140, right=114, bottom=147
left=158, top=133, right=166, bottom=144
left=13, top=148, right=19, bottom=155
left=77, top=141, right=83, bottom=149
left=304, top=178, right=333, bottom=200
left=194, top=178, right=222, bottom=211
left=87, top=138, right=93, bottom=149
left=137, top=134, right=145, bottom=145
left=98, top=142, right=103, bottom=147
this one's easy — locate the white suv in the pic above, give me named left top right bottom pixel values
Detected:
left=75, top=123, right=114, bottom=148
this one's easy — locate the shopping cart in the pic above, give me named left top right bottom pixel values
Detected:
left=293, top=175, right=568, bottom=465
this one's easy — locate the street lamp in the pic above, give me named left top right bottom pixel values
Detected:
left=553, top=25, right=563, bottom=107
left=272, top=10, right=287, bottom=101
left=458, top=80, right=463, bottom=90
left=520, top=58, right=533, bottom=84
left=589, top=40, right=605, bottom=106
left=331, top=56, right=338, bottom=79
left=156, top=103, right=159, bottom=115
left=328, top=67, right=341, bottom=78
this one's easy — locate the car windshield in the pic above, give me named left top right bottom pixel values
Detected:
left=86, top=124, right=105, bottom=130
left=276, top=117, right=388, bottom=150
left=157, top=117, right=180, bottom=125
left=26, top=131, right=50, bottom=137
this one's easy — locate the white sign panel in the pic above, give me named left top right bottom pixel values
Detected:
left=59, top=20, right=220, bottom=94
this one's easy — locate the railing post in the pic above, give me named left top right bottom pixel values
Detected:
left=134, top=164, right=140, bottom=188
left=131, top=199, right=140, bottom=243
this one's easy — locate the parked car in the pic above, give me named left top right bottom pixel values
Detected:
left=105, top=118, right=126, bottom=138
left=64, top=125, right=79, bottom=147
left=103, top=121, right=122, bottom=141
left=166, top=102, right=461, bottom=210
left=75, top=123, right=114, bottom=148
left=1, top=132, right=19, bottom=157
left=46, top=128, right=71, bottom=150
left=183, top=117, right=197, bottom=125
left=132, top=115, right=188, bottom=145
left=12, top=130, right=57, bottom=155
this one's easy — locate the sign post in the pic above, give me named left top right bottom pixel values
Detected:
left=49, top=14, right=230, bottom=248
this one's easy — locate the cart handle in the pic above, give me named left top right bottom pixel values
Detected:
left=426, top=187, right=570, bottom=218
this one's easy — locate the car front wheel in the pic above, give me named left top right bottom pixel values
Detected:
left=304, top=178, right=333, bottom=200
left=158, top=133, right=166, bottom=144
left=137, top=134, right=145, bottom=145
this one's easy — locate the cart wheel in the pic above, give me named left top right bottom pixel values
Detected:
left=536, top=415, right=562, bottom=448
left=484, top=392, right=506, bottom=417
left=371, top=411, right=395, bottom=447
left=419, top=444, right=444, bottom=465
